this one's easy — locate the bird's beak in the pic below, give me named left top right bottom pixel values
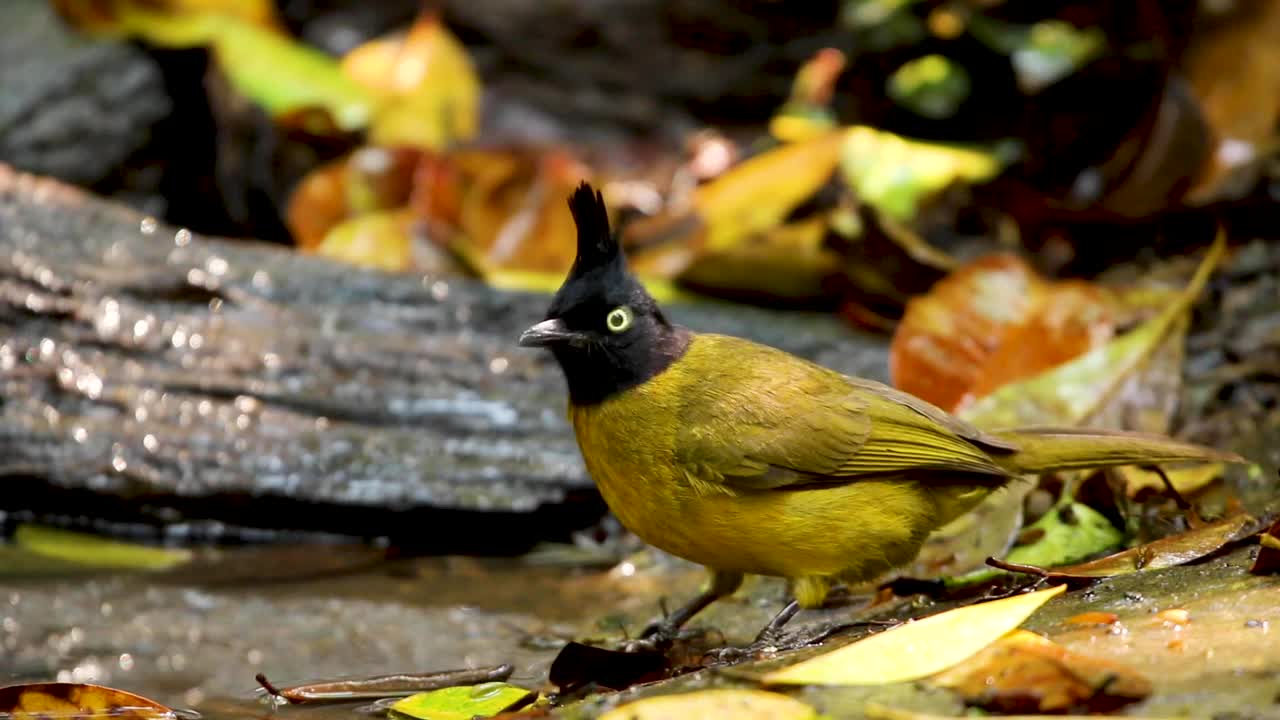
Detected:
left=519, top=318, right=576, bottom=348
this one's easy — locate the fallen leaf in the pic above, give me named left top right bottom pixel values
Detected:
left=762, top=584, right=1065, bottom=686
left=286, top=159, right=350, bottom=250
left=887, top=54, right=971, bottom=119
left=1154, top=609, right=1191, bottom=627
left=256, top=666, right=513, bottom=704
left=1066, top=612, right=1119, bottom=626
left=944, top=501, right=1123, bottom=589
left=598, top=689, right=819, bottom=720
left=891, top=253, right=1122, bottom=412
left=0, top=683, right=176, bottom=720
left=694, top=130, right=846, bottom=254
left=930, top=629, right=1151, bottom=713
left=839, top=126, right=1005, bottom=223
left=51, top=0, right=281, bottom=33
left=1115, top=463, right=1226, bottom=500
left=676, top=214, right=843, bottom=304
left=770, top=48, right=847, bottom=143
left=1003, top=513, right=1256, bottom=580
left=1249, top=517, right=1280, bottom=575
left=548, top=642, right=669, bottom=694
left=14, top=525, right=191, bottom=571
left=65, top=8, right=375, bottom=131
left=959, top=231, right=1225, bottom=430
left=315, top=209, right=417, bottom=272
left=343, top=11, right=481, bottom=150
left=389, top=683, right=534, bottom=720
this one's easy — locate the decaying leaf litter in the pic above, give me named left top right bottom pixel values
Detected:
left=6, top=0, right=1280, bottom=718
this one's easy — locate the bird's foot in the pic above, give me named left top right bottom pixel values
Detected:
left=618, top=621, right=681, bottom=653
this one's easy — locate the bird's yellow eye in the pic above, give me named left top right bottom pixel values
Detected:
left=606, top=305, right=634, bottom=333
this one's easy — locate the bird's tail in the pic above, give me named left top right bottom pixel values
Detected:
left=992, top=427, right=1244, bottom=475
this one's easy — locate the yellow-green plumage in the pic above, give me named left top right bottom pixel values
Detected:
left=569, top=333, right=1239, bottom=609
left=524, top=182, right=1243, bottom=629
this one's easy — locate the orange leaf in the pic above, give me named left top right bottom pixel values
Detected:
left=890, top=254, right=1117, bottom=412
left=286, top=158, right=349, bottom=250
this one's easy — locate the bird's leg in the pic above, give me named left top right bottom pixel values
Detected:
left=636, top=569, right=743, bottom=645
left=752, top=599, right=802, bottom=644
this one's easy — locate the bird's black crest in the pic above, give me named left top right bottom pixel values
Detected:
left=567, top=182, right=619, bottom=270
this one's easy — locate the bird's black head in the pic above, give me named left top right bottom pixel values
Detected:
left=518, top=182, right=689, bottom=405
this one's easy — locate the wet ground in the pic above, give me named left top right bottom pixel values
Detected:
left=2, top=536, right=1279, bottom=719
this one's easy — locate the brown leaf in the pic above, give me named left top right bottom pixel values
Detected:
left=1002, top=513, right=1257, bottom=580
left=890, top=253, right=1118, bottom=412
left=931, top=629, right=1151, bottom=713
left=0, top=683, right=175, bottom=720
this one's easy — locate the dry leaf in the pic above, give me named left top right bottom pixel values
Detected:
left=931, top=629, right=1151, bottom=713
left=762, top=585, right=1065, bottom=686
left=598, top=689, right=818, bottom=720
left=1114, top=463, right=1226, bottom=500
left=315, top=209, right=417, bottom=272
left=1009, top=513, right=1256, bottom=580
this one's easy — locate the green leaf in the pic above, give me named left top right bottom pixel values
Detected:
left=887, top=54, right=971, bottom=119
left=762, top=585, right=1065, bottom=686
left=14, top=525, right=192, bottom=571
left=389, top=683, right=534, bottom=720
left=945, top=501, right=1123, bottom=588
left=111, top=11, right=374, bottom=130
left=839, top=126, right=1006, bottom=221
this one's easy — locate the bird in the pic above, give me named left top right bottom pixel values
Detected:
left=519, top=181, right=1243, bottom=646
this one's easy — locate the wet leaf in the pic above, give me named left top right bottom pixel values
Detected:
left=839, top=127, right=1005, bottom=223
left=959, top=232, right=1225, bottom=429
left=315, top=209, right=417, bottom=272
left=945, top=502, right=1123, bottom=588
left=1115, top=463, right=1226, bottom=501
left=256, top=666, right=514, bottom=704
left=598, top=689, right=820, bottom=720
left=887, top=54, right=970, bottom=119
left=1249, top=517, right=1280, bottom=575
left=1003, top=513, right=1256, bottom=580
left=13, top=525, right=191, bottom=571
left=890, top=253, right=1121, bottom=413
left=0, top=683, right=176, bottom=720
left=762, top=584, right=1065, bottom=686
left=342, top=12, right=481, bottom=150
left=389, top=682, right=534, bottom=720
left=548, top=642, right=669, bottom=693
left=930, top=629, right=1151, bottom=713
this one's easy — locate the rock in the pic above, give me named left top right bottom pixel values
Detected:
left=0, top=166, right=891, bottom=547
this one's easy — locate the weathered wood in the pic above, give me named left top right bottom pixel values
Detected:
left=0, top=165, right=891, bottom=545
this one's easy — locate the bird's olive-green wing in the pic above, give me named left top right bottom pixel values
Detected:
left=672, top=335, right=1015, bottom=491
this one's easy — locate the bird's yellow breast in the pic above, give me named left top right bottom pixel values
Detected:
left=568, top=335, right=943, bottom=584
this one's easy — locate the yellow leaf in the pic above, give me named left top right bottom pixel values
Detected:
left=695, top=131, right=846, bottom=252
left=863, top=702, right=1186, bottom=720
left=599, top=689, right=819, bottom=720
left=840, top=126, right=1004, bottom=221
left=14, top=525, right=192, bottom=571
left=762, top=584, right=1065, bottom=686
left=389, top=683, right=533, bottom=720
left=1115, top=463, right=1225, bottom=499
left=315, top=209, right=415, bottom=272
left=344, top=12, right=481, bottom=150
